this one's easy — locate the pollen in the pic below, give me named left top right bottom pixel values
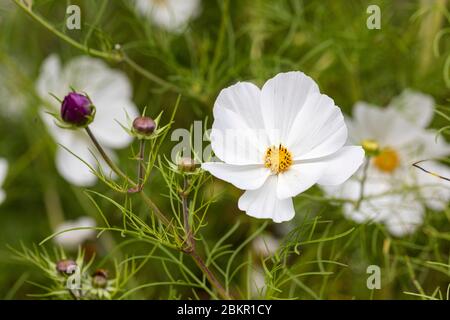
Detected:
left=264, top=144, right=293, bottom=174
left=373, top=147, right=400, bottom=173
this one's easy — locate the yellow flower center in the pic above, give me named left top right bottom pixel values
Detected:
left=264, top=145, right=293, bottom=174
left=373, top=147, right=400, bottom=173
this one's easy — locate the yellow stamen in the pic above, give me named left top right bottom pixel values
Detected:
left=264, top=144, right=293, bottom=174
left=373, top=147, right=400, bottom=173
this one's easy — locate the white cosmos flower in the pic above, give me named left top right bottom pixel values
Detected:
left=202, top=72, right=365, bottom=223
left=36, top=55, right=139, bottom=186
left=54, top=216, right=96, bottom=250
left=134, top=0, right=200, bottom=32
left=0, top=158, right=8, bottom=204
left=323, top=90, right=450, bottom=236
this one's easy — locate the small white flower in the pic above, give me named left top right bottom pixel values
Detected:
left=202, top=72, right=365, bottom=222
left=0, top=158, right=8, bottom=204
left=54, top=216, right=96, bottom=250
left=36, top=55, right=139, bottom=186
left=134, top=0, right=201, bottom=32
left=324, top=90, right=450, bottom=236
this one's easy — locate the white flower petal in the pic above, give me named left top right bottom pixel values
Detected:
left=384, top=196, right=424, bottom=237
left=54, top=216, right=96, bottom=249
left=277, top=146, right=364, bottom=199
left=90, top=99, right=138, bottom=149
left=276, top=164, right=322, bottom=200
left=36, top=54, right=62, bottom=101
left=316, top=146, right=365, bottom=185
left=287, top=93, right=347, bottom=160
left=211, top=82, right=268, bottom=164
left=389, top=89, right=434, bottom=128
left=352, top=102, right=420, bottom=148
left=134, top=0, right=200, bottom=32
left=56, top=144, right=98, bottom=187
left=0, top=158, right=8, bottom=186
left=260, top=71, right=319, bottom=145
left=201, top=162, right=270, bottom=190
left=238, top=176, right=295, bottom=223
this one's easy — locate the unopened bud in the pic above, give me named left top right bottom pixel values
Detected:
left=132, top=116, right=156, bottom=136
left=61, top=92, right=94, bottom=126
left=177, top=157, right=197, bottom=172
left=56, top=259, right=77, bottom=275
left=92, top=269, right=108, bottom=288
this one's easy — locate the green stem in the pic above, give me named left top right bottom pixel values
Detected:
left=85, top=127, right=133, bottom=185
left=12, top=0, right=194, bottom=100
left=12, top=0, right=121, bottom=61
left=180, top=176, right=194, bottom=250
left=137, top=139, right=146, bottom=190
left=355, top=157, right=370, bottom=210
left=85, top=127, right=171, bottom=227
left=190, top=251, right=233, bottom=300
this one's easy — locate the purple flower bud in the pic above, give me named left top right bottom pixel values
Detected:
left=56, top=259, right=77, bottom=275
left=61, top=92, right=93, bottom=126
left=132, top=116, right=156, bottom=136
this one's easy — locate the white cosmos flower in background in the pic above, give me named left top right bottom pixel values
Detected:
left=323, top=90, right=450, bottom=237
left=134, top=0, right=201, bottom=32
left=0, top=159, right=8, bottom=204
left=202, top=72, right=365, bottom=223
left=36, top=55, right=139, bottom=187
left=54, top=216, right=96, bottom=250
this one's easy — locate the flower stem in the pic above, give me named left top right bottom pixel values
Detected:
left=190, top=251, right=232, bottom=300
left=85, top=127, right=170, bottom=226
left=179, top=176, right=232, bottom=300
left=356, top=157, right=370, bottom=209
left=12, top=0, right=206, bottom=105
left=85, top=127, right=132, bottom=184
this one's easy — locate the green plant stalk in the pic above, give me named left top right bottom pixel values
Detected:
left=180, top=176, right=232, bottom=300
left=355, top=157, right=370, bottom=210
left=12, top=0, right=186, bottom=97
left=85, top=127, right=170, bottom=226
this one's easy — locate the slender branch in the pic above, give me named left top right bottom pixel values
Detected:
left=129, top=139, right=147, bottom=193
left=137, top=140, right=146, bottom=187
left=180, top=175, right=232, bottom=300
left=85, top=127, right=171, bottom=227
left=140, top=192, right=170, bottom=226
left=12, top=0, right=200, bottom=102
left=181, top=176, right=194, bottom=250
left=190, top=251, right=232, bottom=300
left=12, top=0, right=121, bottom=61
left=85, top=127, right=133, bottom=185
left=413, top=159, right=450, bottom=182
